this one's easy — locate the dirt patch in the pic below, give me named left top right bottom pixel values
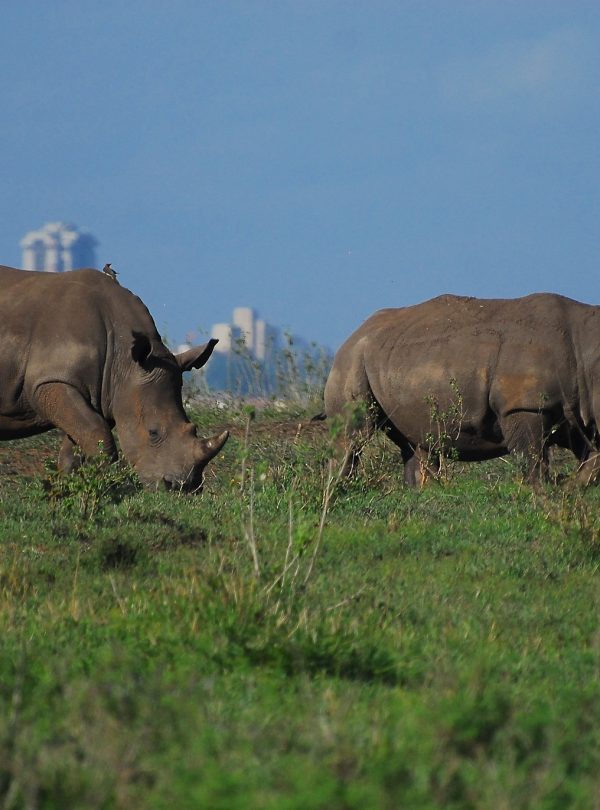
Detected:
left=236, top=417, right=328, bottom=442
left=0, top=418, right=330, bottom=482
left=0, top=432, right=60, bottom=478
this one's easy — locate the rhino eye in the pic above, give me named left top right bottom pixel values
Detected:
left=148, top=427, right=161, bottom=442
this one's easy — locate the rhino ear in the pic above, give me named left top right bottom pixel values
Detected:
left=131, top=331, right=153, bottom=365
left=176, top=338, right=218, bottom=372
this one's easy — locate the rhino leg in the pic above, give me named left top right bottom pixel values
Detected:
left=58, top=433, right=81, bottom=473
left=34, top=383, right=117, bottom=468
left=572, top=409, right=600, bottom=485
left=500, top=411, right=550, bottom=483
left=402, top=450, right=425, bottom=487
left=324, top=357, right=376, bottom=477
left=402, top=447, right=440, bottom=487
left=57, top=432, right=103, bottom=473
left=576, top=452, right=600, bottom=486
left=333, top=404, right=378, bottom=477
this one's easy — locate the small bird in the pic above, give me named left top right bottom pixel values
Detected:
left=102, top=263, right=119, bottom=283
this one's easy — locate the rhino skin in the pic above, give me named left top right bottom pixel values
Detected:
left=0, top=266, right=228, bottom=491
left=324, top=293, right=600, bottom=486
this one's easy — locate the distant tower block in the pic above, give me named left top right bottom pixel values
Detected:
left=20, top=222, right=97, bottom=272
left=232, top=307, right=255, bottom=353
left=211, top=323, right=233, bottom=353
left=254, top=319, right=266, bottom=361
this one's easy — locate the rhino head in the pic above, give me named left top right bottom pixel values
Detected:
left=113, top=333, right=228, bottom=492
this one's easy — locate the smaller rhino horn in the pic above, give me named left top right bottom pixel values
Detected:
left=196, top=430, right=229, bottom=463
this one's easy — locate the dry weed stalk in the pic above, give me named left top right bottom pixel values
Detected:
left=244, top=468, right=260, bottom=576
left=420, top=377, right=465, bottom=485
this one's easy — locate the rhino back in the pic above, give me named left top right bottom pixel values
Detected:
left=360, top=293, right=596, bottom=435
left=0, top=267, right=160, bottom=415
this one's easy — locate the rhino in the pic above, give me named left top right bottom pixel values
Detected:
left=324, top=293, right=600, bottom=486
left=0, top=266, right=228, bottom=491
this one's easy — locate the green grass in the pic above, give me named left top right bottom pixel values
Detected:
left=1, top=411, right=600, bottom=808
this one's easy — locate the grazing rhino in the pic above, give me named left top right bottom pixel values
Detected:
left=0, top=266, right=228, bottom=491
left=324, top=293, right=600, bottom=486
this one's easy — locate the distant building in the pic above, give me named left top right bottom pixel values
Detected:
left=20, top=222, right=97, bottom=272
left=181, top=308, right=331, bottom=395
left=210, top=323, right=234, bottom=353
left=211, top=307, right=277, bottom=361
left=173, top=307, right=281, bottom=392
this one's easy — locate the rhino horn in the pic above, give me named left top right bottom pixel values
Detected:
left=196, top=429, right=229, bottom=463
left=176, top=339, right=219, bottom=372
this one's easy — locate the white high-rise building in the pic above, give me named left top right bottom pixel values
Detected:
left=253, top=319, right=279, bottom=361
left=232, top=307, right=255, bottom=353
left=210, top=323, right=233, bottom=353
left=20, top=222, right=97, bottom=272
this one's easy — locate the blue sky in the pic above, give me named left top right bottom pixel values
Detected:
left=1, top=1, right=599, bottom=349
